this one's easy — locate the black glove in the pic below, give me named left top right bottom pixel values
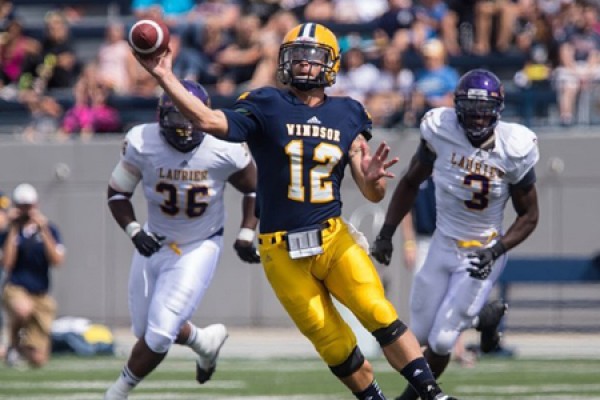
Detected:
left=466, top=241, right=506, bottom=280
left=371, top=235, right=394, bottom=266
left=132, top=230, right=165, bottom=257
left=234, top=240, right=260, bottom=263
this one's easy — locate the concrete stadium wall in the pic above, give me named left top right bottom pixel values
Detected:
left=0, top=129, right=599, bottom=329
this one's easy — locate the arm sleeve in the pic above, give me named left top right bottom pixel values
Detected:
left=511, top=167, right=536, bottom=189
left=222, top=109, right=260, bottom=143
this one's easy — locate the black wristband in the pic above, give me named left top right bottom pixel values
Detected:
left=490, top=240, right=507, bottom=258
left=379, top=224, right=397, bottom=239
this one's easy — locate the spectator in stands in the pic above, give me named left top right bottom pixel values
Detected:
left=403, top=38, right=459, bottom=127
left=365, top=45, right=414, bottom=127
left=214, top=14, right=263, bottom=85
left=303, top=0, right=335, bottom=22
left=19, top=10, right=81, bottom=95
left=444, top=0, right=477, bottom=54
left=552, top=0, right=600, bottom=126
left=512, top=1, right=555, bottom=85
left=0, top=0, right=15, bottom=32
left=131, top=0, right=195, bottom=26
left=245, top=10, right=299, bottom=90
left=192, top=0, right=241, bottom=32
left=375, top=0, right=423, bottom=54
left=243, top=0, right=283, bottom=24
left=329, top=46, right=380, bottom=104
left=334, top=0, right=389, bottom=23
left=472, top=0, right=523, bottom=55
left=0, top=17, right=40, bottom=99
left=19, top=92, right=63, bottom=143
left=95, top=21, right=134, bottom=96
left=58, top=63, right=122, bottom=140
left=1, top=183, right=65, bottom=368
left=415, top=0, right=460, bottom=55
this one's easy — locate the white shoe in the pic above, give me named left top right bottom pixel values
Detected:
left=103, top=386, right=128, bottom=400
left=195, top=324, right=228, bottom=384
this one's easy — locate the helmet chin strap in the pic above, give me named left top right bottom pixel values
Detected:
left=291, top=79, right=323, bottom=91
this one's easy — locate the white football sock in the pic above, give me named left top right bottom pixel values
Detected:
left=108, top=365, right=141, bottom=396
left=186, top=324, right=210, bottom=357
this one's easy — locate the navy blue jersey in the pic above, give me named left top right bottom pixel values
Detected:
left=224, top=87, right=372, bottom=233
left=0, top=223, right=62, bottom=294
left=412, top=176, right=436, bottom=236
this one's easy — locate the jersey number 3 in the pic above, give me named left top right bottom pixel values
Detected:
left=285, top=140, right=342, bottom=203
left=464, top=174, right=489, bottom=210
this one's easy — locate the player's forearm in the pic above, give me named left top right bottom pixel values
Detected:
left=158, top=72, right=229, bottom=137
left=500, top=210, right=538, bottom=252
left=359, top=177, right=386, bottom=203
left=107, top=187, right=138, bottom=232
left=382, top=178, right=420, bottom=234
left=240, top=194, right=258, bottom=230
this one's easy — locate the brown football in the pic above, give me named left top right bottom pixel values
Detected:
left=128, top=19, right=170, bottom=58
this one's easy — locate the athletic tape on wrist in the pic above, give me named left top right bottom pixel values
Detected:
left=125, top=221, right=141, bottom=238
left=237, top=227, right=255, bottom=242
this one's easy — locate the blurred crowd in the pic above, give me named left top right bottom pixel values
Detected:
left=1, top=0, right=600, bottom=140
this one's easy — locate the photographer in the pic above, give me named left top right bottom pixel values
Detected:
left=1, top=183, right=65, bottom=368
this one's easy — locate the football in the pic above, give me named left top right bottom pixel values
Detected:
left=128, top=19, right=170, bottom=58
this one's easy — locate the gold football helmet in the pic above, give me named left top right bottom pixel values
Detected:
left=277, top=23, right=341, bottom=90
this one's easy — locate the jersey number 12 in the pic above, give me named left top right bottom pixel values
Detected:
left=285, top=140, right=342, bottom=203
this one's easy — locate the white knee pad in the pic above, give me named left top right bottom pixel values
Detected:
left=428, top=330, right=459, bottom=356
left=145, top=328, right=174, bottom=354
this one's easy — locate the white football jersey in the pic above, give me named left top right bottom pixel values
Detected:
left=122, top=123, right=251, bottom=244
left=420, top=107, right=539, bottom=241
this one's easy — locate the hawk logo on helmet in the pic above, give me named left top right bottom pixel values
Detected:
left=277, top=23, right=341, bottom=91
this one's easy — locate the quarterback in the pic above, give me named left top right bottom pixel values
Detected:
left=104, top=81, right=259, bottom=399
left=371, top=69, right=540, bottom=400
left=134, top=22, right=457, bottom=400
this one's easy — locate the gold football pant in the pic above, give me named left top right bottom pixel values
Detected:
left=258, top=217, right=398, bottom=367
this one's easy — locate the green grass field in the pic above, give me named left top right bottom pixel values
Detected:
left=1, top=355, right=600, bottom=399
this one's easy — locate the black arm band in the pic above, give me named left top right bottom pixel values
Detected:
left=378, top=224, right=397, bottom=239
left=511, top=167, right=536, bottom=189
left=491, top=240, right=507, bottom=258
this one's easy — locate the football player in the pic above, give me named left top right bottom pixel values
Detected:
left=371, top=69, right=539, bottom=400
left=133, top=23, right=457, bottom=400
left=104, top=81, right=259, bottom=400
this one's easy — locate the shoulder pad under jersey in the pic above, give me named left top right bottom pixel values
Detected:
left=341, top=97, right=373, bottom=140
left=420, top=107, right=456, bottom=146
left=498, top=122, right=539, bottom=159
left=123, top=123, right=152, bottom=152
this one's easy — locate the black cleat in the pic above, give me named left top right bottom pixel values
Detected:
left=477, top=300, right=508, bottom=353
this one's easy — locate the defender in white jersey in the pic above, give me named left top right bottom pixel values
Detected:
left=371, top=69, right=540, bottom=400
left=104, top=81, right=258, bottom=400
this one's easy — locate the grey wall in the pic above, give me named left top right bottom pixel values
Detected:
left=0, top=130, right=599, bottom=329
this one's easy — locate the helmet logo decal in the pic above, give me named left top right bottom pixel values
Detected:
left=467, top=88, right=488, bottom=98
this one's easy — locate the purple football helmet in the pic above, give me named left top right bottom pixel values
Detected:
left=158, top=80, right=210, bottom=152
left=454, top=69, right=504, bottom=146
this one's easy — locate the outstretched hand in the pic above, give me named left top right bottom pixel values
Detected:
left=132, top=47, right=174, bottom=79
left=360, top=141, right=399, bottom=182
